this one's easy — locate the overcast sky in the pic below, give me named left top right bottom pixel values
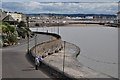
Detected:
left=1, top=0, right=119, bottom=14
left=2, top=0, right=120, bottom=2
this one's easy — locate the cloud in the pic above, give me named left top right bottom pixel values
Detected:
left=1, top=1, right=118, bottom=14
left=2, top=2, right=25, bottom=12
left=2, top=0, right=120, bottom=2
left=23, top=1, right=41, bottom=10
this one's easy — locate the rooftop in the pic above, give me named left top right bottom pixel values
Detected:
left=2, top=15, right=16, bottom=22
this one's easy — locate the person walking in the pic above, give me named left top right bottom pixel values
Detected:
left=39, top=56, right=43, bottom=66
left=35, top=56, right=40, bottom=70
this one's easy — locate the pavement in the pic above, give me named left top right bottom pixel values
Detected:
left=1, top=34, right=54, bottom=78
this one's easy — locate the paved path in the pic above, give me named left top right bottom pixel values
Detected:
left=1, top=34, right=53, bottom=78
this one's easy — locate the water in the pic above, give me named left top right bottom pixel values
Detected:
left=30, top=25, right=118, bottom=78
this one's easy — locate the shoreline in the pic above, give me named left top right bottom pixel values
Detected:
left=63, top=23, right=118, bottom=28
left=66, top=23, right=104, bottom=27
left=30, top=23, right=119, bottom=28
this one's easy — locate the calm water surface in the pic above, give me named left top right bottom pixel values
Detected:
left=30, top=26, right=118, bottom=78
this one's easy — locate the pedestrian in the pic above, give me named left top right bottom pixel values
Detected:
left=35, top=56, right=40, bottom=70
left=38, top=56, right=43, bottom=66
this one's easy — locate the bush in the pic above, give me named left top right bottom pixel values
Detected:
left=17, top=21, right=26, bottom=28
left=1, top=22, right=18, bottom=46
left=8, top=34, right=18, bottom=45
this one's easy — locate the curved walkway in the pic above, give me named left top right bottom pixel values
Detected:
left=1, top=34, right=54, bottom=79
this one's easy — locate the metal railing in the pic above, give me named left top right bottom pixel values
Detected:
left=31, top=32, right=62, bottom=57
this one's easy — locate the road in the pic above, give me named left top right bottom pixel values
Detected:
left=2, top=34, right=53, bottom=78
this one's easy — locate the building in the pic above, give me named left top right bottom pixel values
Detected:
left=93, top=15, right=116, bottom=23
left=0, top=9, right=27, bottom=22
left=0, top=9, right=7, bottom=21
left=7, top=12, right=23, bottom=22
left=0, top=9, right=28, bottom=26
left=2, top=15, right=17, bottom=25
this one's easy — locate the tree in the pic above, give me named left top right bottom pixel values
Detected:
left=0, top=22, right=18, bottom=46
left=17, top=21, right=26, bottom=28
left=17, top=21, right=33, bottom=38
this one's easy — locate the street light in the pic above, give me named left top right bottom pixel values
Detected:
left=118, top=1, right=120, bottom=27
left=63, top=41, right=66, bottom=75
left=26, top=16, right=29, bottom=53
left=57, top=20, right=59, bottom=35
left=35, top=33, right=37, bottom=54
left=35, top=26, right=38, bottom=54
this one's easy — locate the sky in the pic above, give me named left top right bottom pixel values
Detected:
left=1, top=0, right=120, bottom=14
left=2, top=0, right=120, bottom=2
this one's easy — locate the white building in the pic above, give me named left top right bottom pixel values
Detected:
left=7, top=12, right=23, bottom=22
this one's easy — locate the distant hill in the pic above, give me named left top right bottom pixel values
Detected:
left=26, top=13, right=117, bottom=17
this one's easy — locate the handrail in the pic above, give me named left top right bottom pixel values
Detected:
left=31, top=32, right=62, bottom=57
left=33, top=32, right=61, bottom=39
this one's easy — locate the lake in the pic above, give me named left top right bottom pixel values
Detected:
left=30, top=25, right=118, bottom=78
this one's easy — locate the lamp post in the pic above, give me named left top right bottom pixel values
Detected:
left=35, top=26, right=38, bottom=54
left=35, top=33, right=37, bottom=54
left=57, top=19, right=59, bottom=35
left=118, top=1, right=120, bottom=12
left=118, top=1, right=120, bottom=27
left=63, top=41, right=66, bottom=75
left=26, top=16, right=29, bottom=53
